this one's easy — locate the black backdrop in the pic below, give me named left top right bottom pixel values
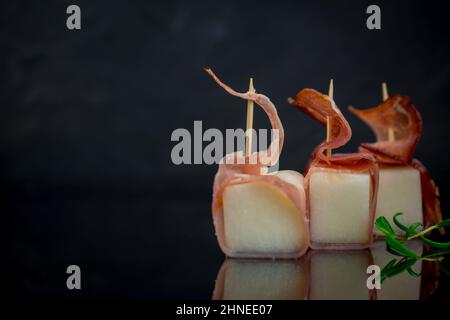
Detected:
left=1, top=0, right=450, bottom=299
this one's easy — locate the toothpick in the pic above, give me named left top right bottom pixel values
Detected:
left=245, top=78, right=255, bottom=157
left=382, top=82, right=389, bottom=102
left=326, top=79, right=333, bottom=158
left=328, top=79, right=334, bottom=100
left=382, top=82, right=395, bottom=142
left=387, top=127, right=395, bottom=142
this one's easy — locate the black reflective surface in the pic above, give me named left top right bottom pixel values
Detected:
left=3, top=195, right=450, bottom=300
left=2, top=0, right=450, bottom=301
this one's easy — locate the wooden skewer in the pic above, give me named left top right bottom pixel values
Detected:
left=387, top=128, right=395, bottom=142
left=382, top=82, right=389, bottom=101
left=382, top=82, right=395, bottom=142
left=245, top=78, right=255, bottom=157
left=326, top=79, right=334, bottom=158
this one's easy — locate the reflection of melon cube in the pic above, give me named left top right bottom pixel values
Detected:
left=223, top=171, right=307, bottom=257
left=309, top=170, right=372, bottom=247
left=371, top=240, right=422, bottom=300
left=215, top=259, right=307, bottom=300
left=309, top=251, right=372, bottom=300
left=375, top=166, right=422, bottom=235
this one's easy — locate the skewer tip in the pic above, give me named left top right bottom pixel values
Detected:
left=245, top=78, right=255, bottom=157
left=382, top=82, right=389, bottom=101
left=328, top=79, right=334, bottom=99
left=249, top=78, right=254, bottom=92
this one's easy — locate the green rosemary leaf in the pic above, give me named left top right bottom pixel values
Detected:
left=406, top=267, right=421, bottom=277
left=386, top=245, right=407, bottom=257
left=392, top=212, right=409, bottom=232
left=385, top=234, right=417, bottom=258
left=419, top=235, right=450, bottom=249
left=406, top=222, right=423, bottom=239
left=380, top=259, right=397, bottom=283
left=380, top=214, right=450, bottom=255
left=375, top=216, right=396, bottom=236
left=383, top=258, right=398, bottom=270
left=381, top=257, right=418, bottom=283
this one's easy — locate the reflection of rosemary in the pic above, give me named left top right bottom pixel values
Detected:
left=375, top=213, right=450, bottom=283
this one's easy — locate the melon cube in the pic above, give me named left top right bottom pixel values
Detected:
left=309, top=170, right=372, bottom=247
left=375, top=166, right=422, bottom=235
left=222, top=170, right=307, bottom=257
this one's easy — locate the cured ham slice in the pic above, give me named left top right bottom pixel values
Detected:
left=288, top=89, right=378, bottom=249
left=349, top=95, right=442, bottom=234
left=348, top=95, right=421, bottom=164
left=212, top=259, right=308, bottom=300
left=206, top=69, right=309, bottom=259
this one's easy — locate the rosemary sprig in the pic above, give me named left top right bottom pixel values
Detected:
left=375, top=213, right=450, bottom=283
left=375, top=213, right=450, bottom=249
left=380, top=257, right=419, bottom=283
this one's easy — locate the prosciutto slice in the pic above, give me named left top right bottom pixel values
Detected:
left=348, top=95, right=422, bottom=163
left=289, top=89, right=379, bottom=249
left=349, top=96, right=442, bottom=231
left=205, top=68, right=309, bottom=259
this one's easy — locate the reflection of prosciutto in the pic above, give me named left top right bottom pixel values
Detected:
left=205, top=69, right=309, bottom=259
left=349, top=96, right=442, bottom=233
left=289, top=89, right=378, bottom=249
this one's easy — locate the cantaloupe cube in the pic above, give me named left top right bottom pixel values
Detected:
left=375, top=166, right=422, bottom=235
left=309, top=170, right=372, bottom=247
left=223, top=170, right=307, bottom=257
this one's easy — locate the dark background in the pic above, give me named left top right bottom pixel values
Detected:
left=1, top=0, right=449, bottom=299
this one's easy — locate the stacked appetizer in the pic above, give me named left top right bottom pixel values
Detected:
left=349, top=90, right=442, bottom=235
left=205, top=69, right=442, bottom=259
left=205, top=69, right=309, bottom=259
left=288, top=87, right=378, bottom=249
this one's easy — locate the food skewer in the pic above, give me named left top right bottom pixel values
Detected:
left=382, top=82, right=395, bottom=142
left=326, top=79, right=334, bottom=158
left=349, top=82, right=442, bottom=236
left=206, top=68, right=309, bottom=259
left=245, top=78, right=255, bottom=157
left=289, top=83, right=378, bottom=250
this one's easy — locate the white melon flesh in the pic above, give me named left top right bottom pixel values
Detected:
left=309, top=251, right=371, bottom=299
left=371, top=240, right=422, bottom=299
left=375, top=167, right=422, bottom=235
left=223, top=170, right=307, bottom=256
left=221, top=260, right=307, bottom=300
left=309, top=170, right=372, bottom=246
